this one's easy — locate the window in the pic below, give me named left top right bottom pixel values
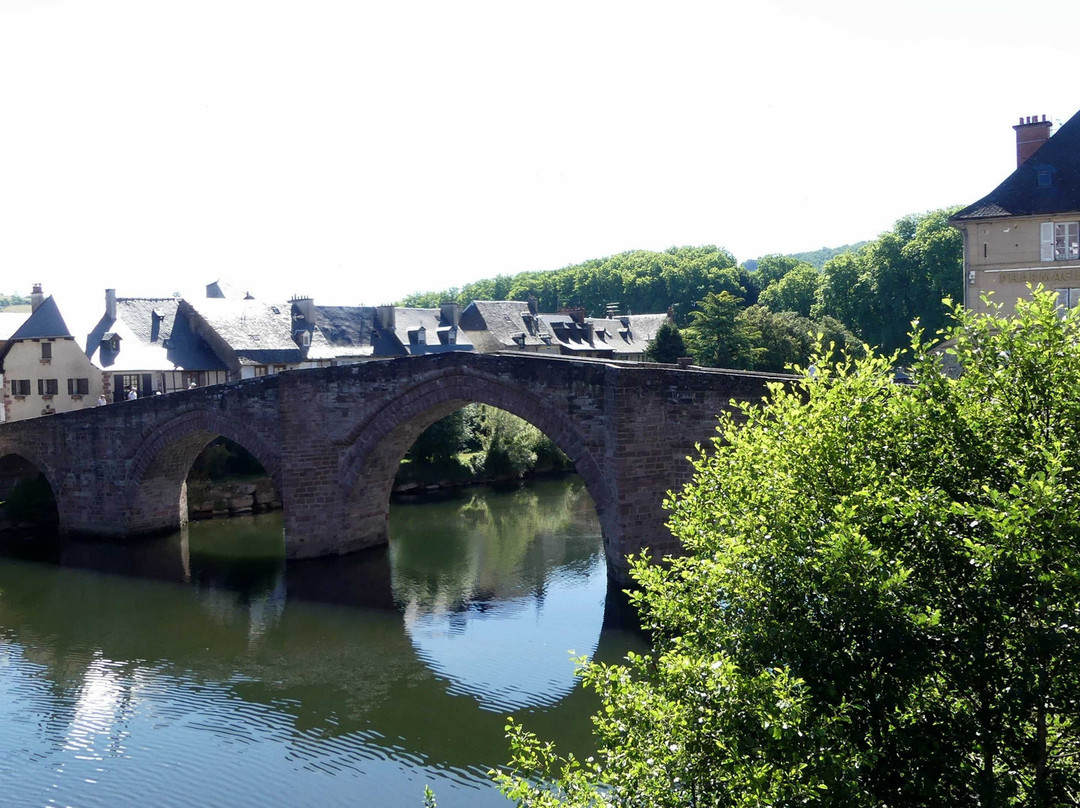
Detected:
left=1054, top=288, right=1080, bottom=311
left=68, top=378, right=89, bottom=395
left=40, top=342, right=51, bottom=360
left=1038, top=171, right=1053, bottom=188
left=254, top=366, right=268, bottom=377
left=1041, top=222, right=1080, bottom=261
left=37, top=378, right=58, bottom=396
left=11, top=379, right=30, bottom=396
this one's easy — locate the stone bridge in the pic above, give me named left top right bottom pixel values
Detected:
left=0, top=353, right=787, bottom=583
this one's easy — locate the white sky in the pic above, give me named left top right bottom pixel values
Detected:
left=1, top=0, right=1078, bottom=306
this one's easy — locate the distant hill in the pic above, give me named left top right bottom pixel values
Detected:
left=743, top=242, right=868, bottom=273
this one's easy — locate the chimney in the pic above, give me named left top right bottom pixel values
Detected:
left=376, top=305, right=396, bottom=331
left=291, top=295, right=315, bottom=323
left=527, top=295, right=538, bottom=316
left=30, top=283, right=44, bottom=313
left=1014, top=114, right=1053, bottom=168
left=105, top=288, right=117, bottom=321
left=440, top=301, right=461, bottom=327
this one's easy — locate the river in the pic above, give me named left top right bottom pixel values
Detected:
left=0, top=477, right=646, bottom=807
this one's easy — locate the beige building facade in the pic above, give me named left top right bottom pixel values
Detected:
left=952, top=112, right=1080, bottom=315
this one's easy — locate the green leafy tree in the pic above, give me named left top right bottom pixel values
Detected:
left=644, top=322, right=688, bottom=363
left=735, top=306, right=863, bottom=373
left=497, top=287, right=1080, bottom=807
left=757, top=262, right=821, bottom=317
left=406, top=407, right=478, bottom=464
left=752, top=254, right=808, bottom=290
left=402, top=246, right=745, bottom=324
left=814, top=207, right=962, bottom=352
left=683, top=291, right=756, bottom=369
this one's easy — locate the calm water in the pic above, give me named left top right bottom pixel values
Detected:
left=0, top=477, right=646, bottom=807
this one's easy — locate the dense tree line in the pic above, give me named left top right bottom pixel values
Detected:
left=497, top=290, right=1080, bottom=807
left=404, top=207, right=962, bottom=372
left=0, top=293, right=29, bottom=310
left=401, top=245, right=751, bottom=321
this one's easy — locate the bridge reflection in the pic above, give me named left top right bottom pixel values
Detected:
left=0, top=480, right=644, bottom=782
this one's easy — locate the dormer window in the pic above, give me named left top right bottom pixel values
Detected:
left=298, top=331, right=311, bottom=347
left=409, top=326, right=427, bottom=346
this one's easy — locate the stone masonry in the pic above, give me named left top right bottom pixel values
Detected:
left=0, top=353, right=790, bottom=584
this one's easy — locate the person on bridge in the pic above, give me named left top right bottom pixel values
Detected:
left=97, top=394, right=107, bottom=406
left=127, top=387, right=137, bottom=401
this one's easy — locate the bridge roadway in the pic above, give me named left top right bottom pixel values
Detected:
left=0, top=352, right=788, bottom=584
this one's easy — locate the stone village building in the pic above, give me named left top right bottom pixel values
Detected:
left=1, top=281, right=673, bottom=422
left=0, top=285, right=229, bottom=420
left=951, top=108, right=1080, bottom=315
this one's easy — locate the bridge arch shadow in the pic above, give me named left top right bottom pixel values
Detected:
left=0, top=450, right=61, bottom=537
left=338, top=368, right=613, bottom=556
left=126, top=410, right=283, bottom=536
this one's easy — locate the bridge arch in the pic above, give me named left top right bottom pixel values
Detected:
left=338, top=367, right=612, bottom=556
left=0, top=446, right=62, bottom=534
left=125, top=409, right=283, bottom=536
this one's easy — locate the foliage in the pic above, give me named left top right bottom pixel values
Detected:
left=407, top=407, right=479, bottom=463
left=742, top=243, right=867, bottom=273
left=750, top=255, right=810, bottom=291
left=479, top=406, right=542, bottom=479
left=402, top=246, right=747, bottom=324
left=757, top=262, right=821, bottom=317
left=497, top=288, right=1080, bottom=807
left=188, top=437, right=266, bottom=480
left=682, top=291, right=754, bottom=369
left=787, top=242, right=868, bottom=270
left=683, top=295, right=862, bottom=372
left=736, top=306, right=863, bottom=373
left=813, top=208, right=962, bottom=353
left=423, top=785, right=438, bottom=807
left=644, top=322, right=688, bottom=364
left=396, top=405, right=572, bottom=486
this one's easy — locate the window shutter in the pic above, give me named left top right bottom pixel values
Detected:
left=1042, top=222, right=1055, bottom=261
left=37, top=379, right=43, bottom=395
left=67, top=378, right=74, bottom=394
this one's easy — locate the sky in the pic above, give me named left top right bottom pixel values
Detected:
left=1, top=0, right=1079, bottom=307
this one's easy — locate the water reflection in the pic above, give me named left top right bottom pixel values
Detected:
left=391, top=484, right=608, bottom=711
left=0, top=477, right=647, bottom=807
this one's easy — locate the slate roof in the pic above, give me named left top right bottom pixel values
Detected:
left=184, top=297, right=335, bottom=366
left=9, top=297, right=73, bottom=340
left=541, top=313, right=668, bottom=357
left=313, top=306, right=388, bottom=358
left=86, top=297, right=226, bottom=372
left=391, top=307, right=474, bottom=355
left=953, top=109, right=1080, bottom=221
left=459, top=301, right=555, bottom=352
left=586, top=313, right=668, bottom=358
